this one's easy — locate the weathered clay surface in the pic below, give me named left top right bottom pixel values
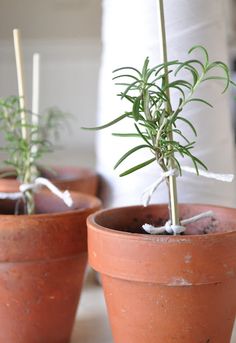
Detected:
left=0, top=166, right=98, bottom=195
left=0, top=192, right=101, bottom=343
left=88, top=204, right=236, bottom=343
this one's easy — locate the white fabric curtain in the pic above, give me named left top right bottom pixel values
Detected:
left=96, top=0, right=236, bottom=208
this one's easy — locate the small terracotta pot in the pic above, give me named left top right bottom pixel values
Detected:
left=0, top=166, right=98, bottom=195
left=0, top=191, right=101, bottom=343
left=87, top=204, right=236, bottom=343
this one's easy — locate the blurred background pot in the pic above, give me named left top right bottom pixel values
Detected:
left=87, top=203, right=236, bottom=343
left=0, top=191, right=101, bottom=343
left=0, top=166, right=98, bottom=196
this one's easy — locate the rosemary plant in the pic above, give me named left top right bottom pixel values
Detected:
left=0, top=96, right=51, bottom=214
left=40, top=107, right=72, bottom=144
left=84, top=46, right=234, bottom=232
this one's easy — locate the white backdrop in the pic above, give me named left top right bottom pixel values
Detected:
left=96, top=0, right=236, bottom=208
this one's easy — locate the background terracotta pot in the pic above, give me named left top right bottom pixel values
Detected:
left=87, top=204, right=236, bottom=343
left=0, top=191, right=101, bottom=343
left=0, top=166, right=98, bottom=195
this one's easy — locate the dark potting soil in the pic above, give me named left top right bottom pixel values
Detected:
left=94, top=206, right=233, bottom=236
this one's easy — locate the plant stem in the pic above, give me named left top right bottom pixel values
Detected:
left=157, top=0, right=179, bottom=225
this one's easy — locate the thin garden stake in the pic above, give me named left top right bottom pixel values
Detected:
left=13, top=29, right=27, bottom=140
left=157, top=0, right=180, bottom=225
left=32, top=52, right=40, bottom=156
left=13, top=28, right=35, bottom=214
left=32, top=53, right=40, bottom=124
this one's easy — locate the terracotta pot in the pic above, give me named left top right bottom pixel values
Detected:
left=0, top=166, right=98, bottom=195
left=0, top=191, right=101, bottom=343
left=87, top=204, right=236, bottom=343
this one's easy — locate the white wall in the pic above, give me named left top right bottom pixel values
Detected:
left=0, top=0, right=101, bottom=167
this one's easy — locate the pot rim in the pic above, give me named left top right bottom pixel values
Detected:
left=40, top=165, right=97, bottom=179
left=0, top=191, right=101, bottom=219
left=0, top=165, right=97, bottom=181
left=88, top=203, right=236, bottom=284
left=87, top=203, right=236, bottom=241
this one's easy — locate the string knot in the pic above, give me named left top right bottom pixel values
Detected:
left=142, top=168, right=178, bottom=207
left=164, top=220, right=185, bottom=235
left=0, top=177, right=73, bottom=208
left=142, top=210, right=214, bottom=235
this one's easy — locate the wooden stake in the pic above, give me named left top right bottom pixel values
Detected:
left=31, top=53, right=40, bottom=157
left=32, top=53, right=40, bottom=121
left=13, top=28, right=27, bottom=140
left=157, top=0, right=179, bottom=225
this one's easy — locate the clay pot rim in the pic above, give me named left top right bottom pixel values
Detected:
left=41, top=165, right=97, bottom=179
left=0, top=191, right=101, bottom=219
left=88, top=203, right=236, bottom=242
left=0, top=166, right=97, bottom=182
left=88, top=203, right=236, bottom=284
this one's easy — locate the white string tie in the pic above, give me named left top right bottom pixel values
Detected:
left=142, top=210, right=214, bottom=235
left=0, top=177, right=73, bottom=207
left=141, top=165, right=228, bottom=235
left=0, top=192, right=22, bottom=200
left=142, top=169, right=178, bottom=207
left=142, top=167, right=234, bottom=207
left=182, top=166, right=234, bottom=182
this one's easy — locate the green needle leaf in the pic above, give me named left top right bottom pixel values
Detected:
left=188, top=45, right=209, bottom=67
left=113, top=66, right=142, bottom=77
left=177, top=117, right=197, bottom=136
left=132, top=96, right=141, bottom=121
left=185, top=98, right=213, bottom=108
left=112, top=133, right=141, bottom=137
left=119, top=157, right=156, bottom=177
left=134, top=123, right=153, bottom=147
left=114, top=144, right=151, bottom=169
left=82, top=112, right=131, bottom=130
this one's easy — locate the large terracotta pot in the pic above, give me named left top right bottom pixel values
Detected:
left=0, top=191, right=101, bottom=343
left=87, top=204, right=236, bottom=343
left=0, top=166, right=98, bottom=195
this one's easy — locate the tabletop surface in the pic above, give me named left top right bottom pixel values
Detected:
left=71, top=270, right=112, bottom=343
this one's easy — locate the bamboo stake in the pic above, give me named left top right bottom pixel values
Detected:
left=13, top=29, right=35, bottom=214
left=32, top=53, right=40, bottom=156
left=157, top=0, right=180, bottom=225
left=13, top=29, right=27, bottom=140
left=32, top=53, right=40, bottom=121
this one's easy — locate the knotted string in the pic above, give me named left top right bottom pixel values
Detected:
left=0, top=177, right=73, bottom=207
left=142, top=166, right=234, bottom=235
left=181, top=166, right=234, bottom=182
left=142, top=169, right=178, bottom=207
left=142, top=167, right=234, bottom=207
left=142, top=210, right=214, bottom=235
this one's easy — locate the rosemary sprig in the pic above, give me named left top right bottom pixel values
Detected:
left=39, top=107, right=72, bottom=144
left=83, top=46, right=234, bottom=223
left=0, top=96, right=51, bottom=214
